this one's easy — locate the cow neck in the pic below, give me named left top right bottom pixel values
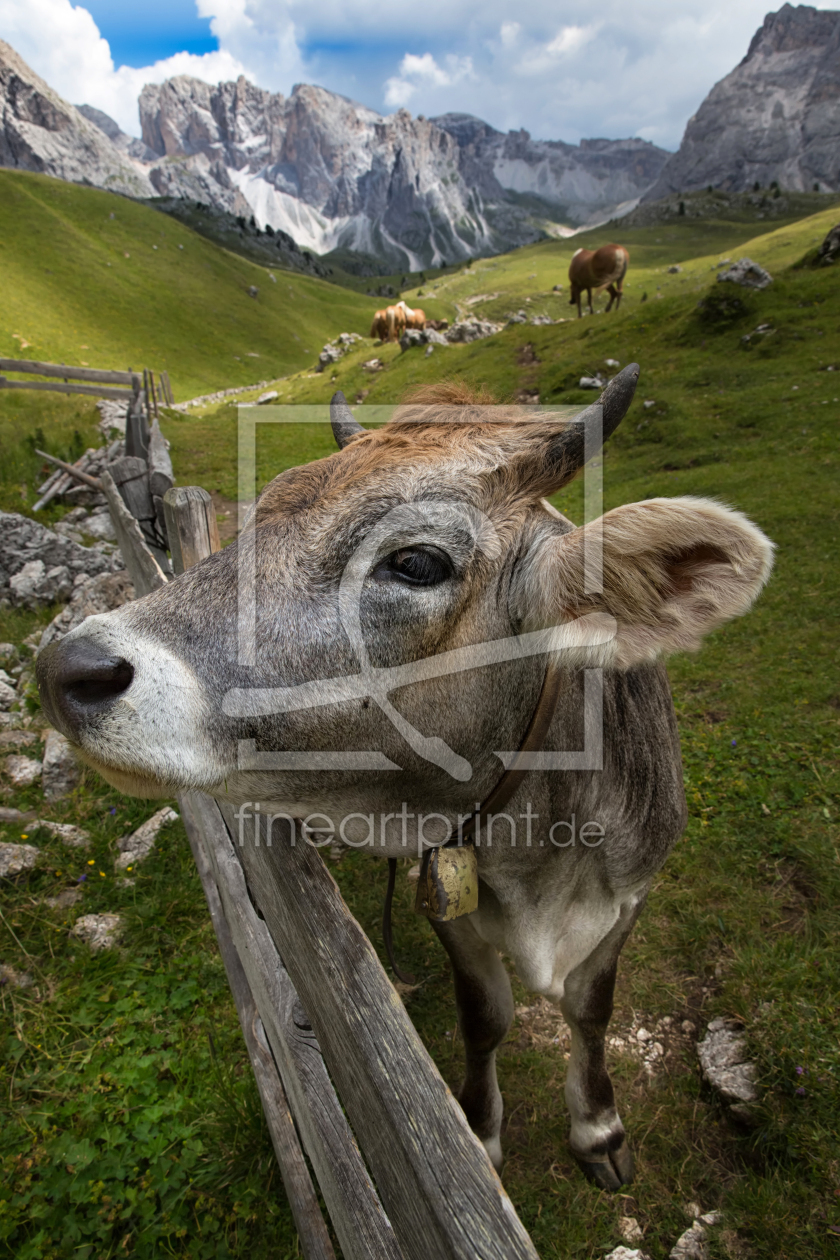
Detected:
left=382, top=660, right=569, bottom=984
left=456, top=658, right=569, bottom=846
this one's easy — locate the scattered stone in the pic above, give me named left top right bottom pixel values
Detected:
left=0, top=842, right=40, bottom=877
left=400, top=328, right=448, bottom=351
left=817, top=222, right=840, bottom=265
left=697, top=1018, right=758, bottom=1113
left=38, top=570, right=134, bottom=654
left=682, top=1019, right=697, bottom=1035
left=0, top=730, right=37, bottom=749
left=606, top=358, right=621, bottom=367
left=445, top=318, right=502, bottom=344
left=45, top=886, right=84, bottom=908
left=0, top=806, right=37, bottom=822
left=0, top=679, right=17, bottom=711
left=605, top=1248, right=652, bottom=1260
left=29, top=819, right=90, bottom=848
left=683, top=1202, right=703, bottom=1221
left=579, top=374, right=606, bottom=389
left=529, top=314, right=553, bottom=325
left=4, top=755, right=42, bottom=787
left=362, top=358, right=383, bottom=371
left=670, top=1220, right=710, bottom=1260
left=0, top=644, right=17, bottom=667
left=425, top=345, right=434, bottom=356
left=619, top=1217, right=644, bottom=1244
left=247, top=285, right=259, bottom=298
left=316, top=332, right=363, bottom=371
left=256, top=390, right=278, bottom=404
left=42, top=730, right=81, bottom=800
left=507, top=309, right=528, bottom=324
left=643, top=399, right=656, bottom=409
left=0, top=512, right=113, bottom=608
left=667, top=265, right=683, bottom=273
left=0, top=963, right=34, bottom=988
left=115, top=806, right=179, bottom=870
left=717, top=257, right=772, bottom=289
left=552, top=284, right=563, bottom=292
left=71, top=913, right=123, bottom=950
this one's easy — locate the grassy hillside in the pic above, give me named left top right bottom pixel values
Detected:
left=0, top=170, right=372, bottom=400
left=1, top=200, right=838, bottom=1258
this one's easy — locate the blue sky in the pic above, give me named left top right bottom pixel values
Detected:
left=80, top=2, right=217, bottom=66
left=6, top=0, right=833, bottom=149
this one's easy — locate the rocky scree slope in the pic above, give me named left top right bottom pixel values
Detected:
left=0, top=40, right=152, bottom=198
left=644, top=2, right=840, bottom=200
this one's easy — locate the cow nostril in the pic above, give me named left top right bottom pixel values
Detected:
left=65, top=658, right=134, bottom=705
left=37, top=639, right=135, bottom=737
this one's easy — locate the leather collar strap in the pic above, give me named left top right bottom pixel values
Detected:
left=383, top=660, right=569, bottom=983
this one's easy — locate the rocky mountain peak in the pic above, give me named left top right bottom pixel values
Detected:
left=0, top=40, right=153, bottom=197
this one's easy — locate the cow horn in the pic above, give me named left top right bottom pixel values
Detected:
left=562, top=362, right=640, bottom=467
left=330, top=390, right=365, bottom=448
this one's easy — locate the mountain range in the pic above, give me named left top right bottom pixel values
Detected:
left=2, top=5, right=839, bottom=270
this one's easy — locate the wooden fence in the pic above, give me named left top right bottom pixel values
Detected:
left=100, top=483, right=542, bottom=1259
left=0, top=358, right=173, bottom=411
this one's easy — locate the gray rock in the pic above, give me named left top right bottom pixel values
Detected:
left=257, top=390, right=279, bottom=404
left=38, top=570, right=134, bottom=654
left=697, top=1018, right=758, bottom=1107
left=71, top=913, right=123, bottom=950
left=580, top=374, right=606, bottom=389
left=42, top=729, right=81, bottom=800
left=605, top=1249, right=652, bottom=1260
left=0, top=512, right=112, bottom=608
left=818, top=222, right=840, bottom=263
left=0, top=963, right=34, bottom=987
left=0, top=679, right=16, bottom=711
left=717, top=257, right=773, bottom=289
left=29, top=819, right=90, bottom=848
left=116, top=806, right=179, bottom=870
left=669, top=1220, right=710, bottom=1260
left=0, top=41, right=154, bottom=197
left=4, top=754, right=41, bottom=787
left=0, top=644, right=17, bottom=667
left=0, top=842, right=40, bottom=877
left=445, top=319, right=502, bottom=344
left=644, top=6, right=840, bottom=198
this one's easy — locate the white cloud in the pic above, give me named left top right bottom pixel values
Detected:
left=1, top=0, right=819, bottom=150
left=3, top=0, right=249, bottom=135
left=384, top=52, right=474, bottom=110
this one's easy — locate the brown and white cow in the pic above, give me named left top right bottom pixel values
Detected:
left=36, top=369, right=772, bottom=1189
left=569, top=244, right=629, bottom=318
left=398, top=301, right=427, bottom=331
left=370, top=309, right=388, bottom=341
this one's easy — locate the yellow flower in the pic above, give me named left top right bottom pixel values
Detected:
left=87, top=859, right=95, bottom=865
left=99, top=871, right=105, bottom=877
left=20, top=833, right=28, bottom=839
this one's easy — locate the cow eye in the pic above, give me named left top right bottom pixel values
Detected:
left=373, top=547, right=452, bottom=587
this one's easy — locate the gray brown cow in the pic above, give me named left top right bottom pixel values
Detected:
left=37, top=370, right=772, bottom=1189
left=569, top=244, right=629, bottom=318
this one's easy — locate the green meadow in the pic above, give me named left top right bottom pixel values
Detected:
left=0, top=180, right=838, bottom=1258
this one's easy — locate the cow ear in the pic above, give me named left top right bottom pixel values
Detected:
left=519, top=497, right=774, bottom=668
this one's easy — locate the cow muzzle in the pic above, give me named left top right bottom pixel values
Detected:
left=36, top=638, right=134, bottom=741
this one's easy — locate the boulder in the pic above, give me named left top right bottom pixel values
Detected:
left=0, top=842, right=40, bottom=877
left=0, top=512, right=113, bottom=609
left=116, top=806, right=179, bottom=870
left=71, top=913, right=123, bottom=950
left=717, top=257, right=772, bottom=289
left=4, top=754, right=42, bottom=787
left=818, top=223, right=840, bottom=264
left=697, top=1018, right=758, bottom=1112
left=0, top=679, right=16, bottom=711
left=42, top=729, right=81, bottom=800
left=445, top=319, right=502, bottom=344
left=38, top=570, right=134, bottom=654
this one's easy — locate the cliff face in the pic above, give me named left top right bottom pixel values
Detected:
left=0, top=41, right=153, bottom=198
left=644, top=3, right=840, bottom=199
left=135, top=78, right=669, bottom=268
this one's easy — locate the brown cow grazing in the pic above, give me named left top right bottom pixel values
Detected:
left=385, top=304, right=407, bottom=342
left=370, top=309, right=389, bottom=341
left=569, top=245, right=629, bottom=318
left=398, top=300, right=427, bottom=331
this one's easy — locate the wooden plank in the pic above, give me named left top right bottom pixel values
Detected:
left=100, top=470, right=168, bottom=597
left=0, top=378, right=134, bottom=401
left=0, top=358, right=134, bottom=385
left=179, top=795, right=337, bottom=1260
left=125, top=401, right=150, bottom=462
left=184, top=792, right=403, bottom=1260
left=148, top=418, right=174, bottom=500
left=163, top=487, right=220, bottom=574
left=227, top=814, right=538, bottom=1260
left=108, top=456, right=155, bottom=523
left=34, top=449, right=101, bottom=492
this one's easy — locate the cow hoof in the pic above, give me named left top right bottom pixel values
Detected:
left=572, top=1140, right=634, bottom=1191
left=482, top=1135, right=503, bottom=1173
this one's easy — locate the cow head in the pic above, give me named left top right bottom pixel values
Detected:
left=36, top=369, right=773, bottom=840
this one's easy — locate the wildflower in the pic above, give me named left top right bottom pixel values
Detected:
left=795, top=1065, right=804, bottom=1075
left=796, top=1087, right=806, bottom=1097
left=731, top=739, right=737, bottom=746
left=20, top=834, right=28, bottom=840
left=99, top=871, right=106, bottom=877
left=77, top=874, right=87, bottom=883
left=126, top=866, right=133, bottom=872
left=109, top=808, right=116, bottom=816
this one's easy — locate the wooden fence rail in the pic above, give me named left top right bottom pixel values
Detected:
left=106, top=482, right=540, bottom=1260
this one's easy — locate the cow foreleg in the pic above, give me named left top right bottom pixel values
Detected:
left=560, top=898, right=645, bottom=1191
left=432, top=915, right=513, bottom=1171
left=605, top=284, right=617, bottom=312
